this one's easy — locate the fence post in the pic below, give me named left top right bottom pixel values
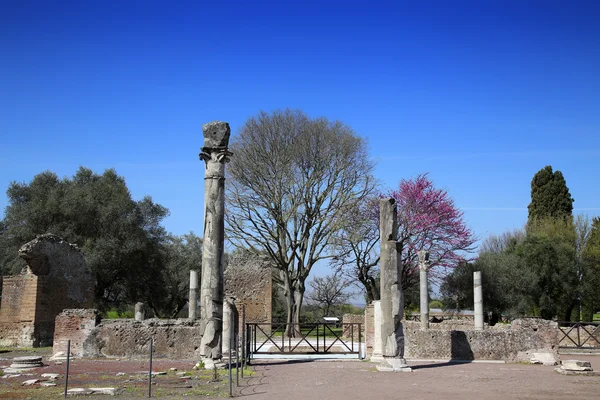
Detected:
left=64, top=340, right=71, bottom=399
left=148, top=338, right=153, bottom=398
left=228, top=330, right=233, bottom=397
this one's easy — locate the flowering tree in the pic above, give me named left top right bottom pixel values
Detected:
left=332, top=174, right=475, bottom=303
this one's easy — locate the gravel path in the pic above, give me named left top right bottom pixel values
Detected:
left=238, top=356, right=600, bottom=400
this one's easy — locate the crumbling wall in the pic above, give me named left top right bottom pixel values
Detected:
left=342, top=313, right=364, bottom=338
left=53, top=309, right=100, bottom=356
left=53, top=311, right=203, bottom=359
left=224, top=252, right=272, bottom=328
left=0, top=275, right=39, bottom=347
left=403, top=319, right=560, bottom=361
left=0, top=234, right=95, bottom=347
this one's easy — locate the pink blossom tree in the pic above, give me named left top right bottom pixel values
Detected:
left=332, top=174, right=475, bottom=303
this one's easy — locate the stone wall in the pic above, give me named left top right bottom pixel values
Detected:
left=224, top=253, right=272, bottom=329
left=402, top=319, right=560, bottom=361
left=342, top=313, right=364, bottom=338
left=53, top=309, right=100, bottom=356
left=53, top=312, right=203, bottom=359
left=0, top=235, right=95, bottom=347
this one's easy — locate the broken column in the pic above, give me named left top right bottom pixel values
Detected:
left=222, top=297, right=239, bottom=357
left=376, top=198, right=411, bottom=372
left=418, top=250, right=429, bottom=330
left=474, top=271, right=484, bottom=330
left=189, top=270, right=198, bottom=320
left=134, top=302, right=145, bottom=321
left=198, top=121, right=232, bottom=361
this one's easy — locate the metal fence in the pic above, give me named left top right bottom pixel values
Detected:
left=558, top=321, right=600, bottom=349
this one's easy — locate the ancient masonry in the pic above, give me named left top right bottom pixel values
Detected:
left=224, top=252, right=273, bottom=330
left=377, top=198, right=411, bottom=372
left=0, top=234, right=94, bottom=347
left=198, top=121, right=232, bottom=361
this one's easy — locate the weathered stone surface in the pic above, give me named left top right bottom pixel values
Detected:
left=40, top=382, right=57, bottom=387
left=378, top=198, right=409, bottom=371
left=22, top=379, right=40, bottom=385
left=224, top=251, right=272, bottom=327
left=561, top=359, right=593, bottom=371
left=53, top=309, right=100, bottom=357
left=41, top=373, right=60, bottom=380
left=554, top=367, right=600, bottom=376
left=528, top=352, right=558, bottom=366
left=10, top=356, right=43, bottom=369
left=89, top=319, right=203, bottom=359
left=201, top=121, right=231, bottom=149
left=473, top=271, right=484, bottom=330
left=402, top=318, right=560, bottom=361
left=222, top=297, right=239, bottom=356
left=198, top=121, right=232, bottom=361
left=188, top=270, right=198, bottom=320
left=134, top=302, right=145, bottom=321
left=0, top=234, right=95, bottom=347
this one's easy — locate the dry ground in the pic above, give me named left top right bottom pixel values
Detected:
left=1, top=347, right=599, bottom=399
left=241, top=355, right=600, bottom=400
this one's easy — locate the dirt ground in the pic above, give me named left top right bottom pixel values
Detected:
left=241, top=355, right=600, bottom=400
left=1, top=348, right=599, bottom=399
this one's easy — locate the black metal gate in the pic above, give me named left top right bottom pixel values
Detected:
left=245, top=322, right=362, bottom=359
left=558, top=321, right=600, bottom=349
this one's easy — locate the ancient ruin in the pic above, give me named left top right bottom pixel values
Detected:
left=198, top=121, right=232, bottom=361
left=377, top=198, right=411, bottom=372
left=0, top=234, right=94, bottom=347
left=418, top=250, right=429, bottom=330
left=473, top=271, right=484, bottom=330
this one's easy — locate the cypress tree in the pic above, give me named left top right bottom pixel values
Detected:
left=527, top=165, right=574, bottom=224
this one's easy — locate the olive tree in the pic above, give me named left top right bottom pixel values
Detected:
left=225, top=109, right=375, bottom=336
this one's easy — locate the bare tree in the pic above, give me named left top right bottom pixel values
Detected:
left=225, top=109, right=375, bottom=336
left=331, top=198, right=380, bottom=302
left=306, top=272, right=353, bottom=317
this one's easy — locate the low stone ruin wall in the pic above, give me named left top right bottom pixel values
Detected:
left=342, top=314, right=365, bottom=337
left=53, top=309, right=203, bottom=359
left=403, top=319, right=560, bottom=361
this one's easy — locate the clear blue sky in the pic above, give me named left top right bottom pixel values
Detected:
left=2, top=1, right=599, bottom=262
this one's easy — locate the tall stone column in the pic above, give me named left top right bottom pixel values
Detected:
left=418, top=250, right=430, bottom=330
left=377, top=198, right=411, bottom=372
left=189, top=269, right=198, bottom=320
left=198, top=121, right=232, bottom=361
left=474, top=270, right=484, bottom=330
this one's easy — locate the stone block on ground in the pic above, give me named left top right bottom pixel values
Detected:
left=529, top=352, right=558, bottom=366
left=561, top=359, right=593, bottom=371
left=376, top=358, right=412, bottom=372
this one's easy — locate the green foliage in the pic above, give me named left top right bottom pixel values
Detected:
left=527, top=165, right=574, bottom=224
left=429, top=300, right=443, bottom=309
left=103, top=309, right=135, bottom=319
left=0, top=167, right=198, bottom=317
left=441, top=224, right=580, bottom=321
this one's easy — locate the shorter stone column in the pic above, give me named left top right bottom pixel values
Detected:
left=418, top=250, right=430, bottom=330
left=371, top=301, right=383, bottom=362
left=222, top=297, right=239, bottom=357
left=474, top=271, right=484, bottom=330
left=189, top=270, right=198, bottom=320
left=135, top=302, right=145, bottom=321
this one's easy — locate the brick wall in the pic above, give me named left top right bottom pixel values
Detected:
left=0, top=275, right=40, bottom=347
left=53, top=309, right=100, bottom=356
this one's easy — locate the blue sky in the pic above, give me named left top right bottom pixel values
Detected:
left=1, top=1, right=599, bottom=271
